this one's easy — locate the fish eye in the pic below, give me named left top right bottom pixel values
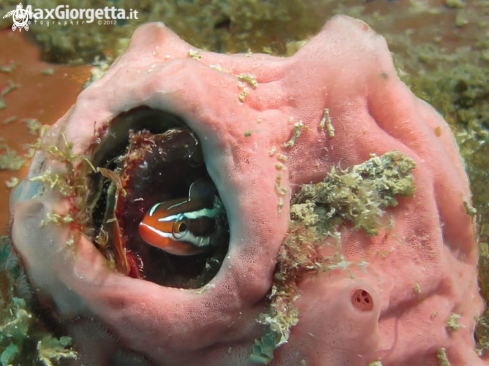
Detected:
left=173, top=217, right=189, bottom=239
left=177, top=221, right=187, bottom=233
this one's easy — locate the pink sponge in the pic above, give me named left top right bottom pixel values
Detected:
left=9, top=15, right=484, bottom=365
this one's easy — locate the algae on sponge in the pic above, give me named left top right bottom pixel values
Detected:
left=293, top=151, right=416, bottom=236
left=437, top=347, right=452, bottom=366
left=446, top=312, right=465, bottom=332
left=251, top=151, right=416, bottom=364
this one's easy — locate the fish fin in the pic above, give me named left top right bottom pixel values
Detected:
left=188, top=178, right=217, bottom=205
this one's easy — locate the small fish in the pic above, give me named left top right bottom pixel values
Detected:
left=138, top=178, right=223, bottom=256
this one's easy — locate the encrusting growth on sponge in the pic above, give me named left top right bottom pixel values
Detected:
left=251, top=151, right=416, bottom=363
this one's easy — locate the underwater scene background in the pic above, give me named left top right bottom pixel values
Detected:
left=0, top=0, right=488, bottom=365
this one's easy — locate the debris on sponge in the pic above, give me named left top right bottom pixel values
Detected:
left=250, top=332, right=276, bottom=364
left=319, top=108, right=334, bottom=137
left=368, top=361, right=383, bottom=366
left=293, top=151, right=416, bottom=236
left=437, top=347, right=452, bottom=366
left=251, top=151, right=416, bottom=364
left=83, top=57, right=111, bottom=89
left=189, top=49, right=201, bottom=60
left=236, top=73, right=258, bottom=89
left=283, top=121, right=304, bottom=148
left=446, top=313, right=465, bottom=331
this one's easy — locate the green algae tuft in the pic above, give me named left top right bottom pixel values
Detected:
left=437, top=347, right=452, bottom=366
